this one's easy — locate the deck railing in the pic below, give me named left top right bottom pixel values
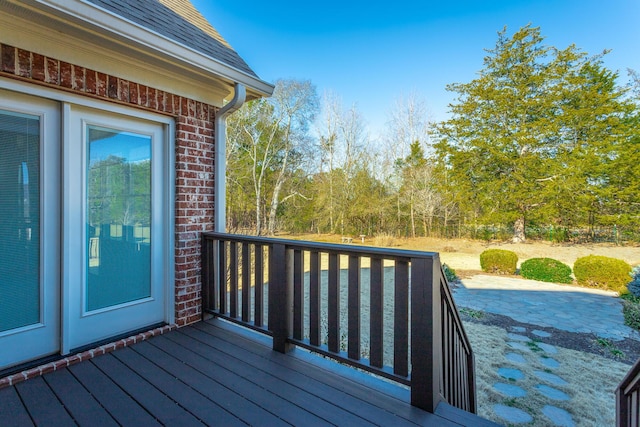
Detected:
left=617, top=357, right=640, bottom=426
left=201, top=232, right=476, bottom=413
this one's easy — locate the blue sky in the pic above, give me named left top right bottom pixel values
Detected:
left=193, top=0, right=640, bottom=138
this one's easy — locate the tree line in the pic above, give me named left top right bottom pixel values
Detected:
left=226, top=25, right=640, bottom=242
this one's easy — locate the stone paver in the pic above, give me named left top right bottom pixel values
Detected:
left=494, top=404, right=533, bottom=424
left=535, top=384, right=570, bottom=401
left=507, top=333, right=531, bottom=342
left=507, top=342, right=531, bottom=352
left=533, top=370, right=568, bottom=386
left=505, top=352, right=527, bottom=364
left=494, top=383, right=527, bottom=397
left=532, top=329, right=551, bottom=338
left=498, top=367, right=524, bottom=380
left=542, top=405, right=575, bottom=426
left=539, top=357, right=560, bottom=369
left=452, top=275, right=639, bottom=340
left=537, top=342, right=558, bottom=354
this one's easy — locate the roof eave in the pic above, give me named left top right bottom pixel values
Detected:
left=16, top=0, right=274, bottom=100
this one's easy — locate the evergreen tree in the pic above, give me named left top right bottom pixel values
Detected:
left=436, top=25, right=636, bottom=241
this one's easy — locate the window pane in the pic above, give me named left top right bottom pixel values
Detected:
left=86, top=125, right=151, bottom=311
left=0, top=110, right=40, bottom=332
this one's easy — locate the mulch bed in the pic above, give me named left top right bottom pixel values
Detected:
left=460, top=310, right=640, bottom=365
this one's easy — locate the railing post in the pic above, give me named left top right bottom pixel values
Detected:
left=201, top=235, right=212, bottom=315
left=467, top=352, right=477, bottom=413
left=269, top=242, right=293, bottom=353
left=410, top=256, right=442, bottom=413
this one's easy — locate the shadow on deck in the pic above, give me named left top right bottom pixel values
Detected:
left=1, top=319, right=497, bottom=426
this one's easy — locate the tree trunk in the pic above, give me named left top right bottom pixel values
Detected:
left=267, top=179, right=284, bottom=236
left=513, top=216, right=526, bottom=243
left=410, top=195, right=416, bottom=238
left=255, top=191, right=262, bottom=236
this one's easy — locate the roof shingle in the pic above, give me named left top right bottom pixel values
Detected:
left=86, top=0, right=257, bottom=78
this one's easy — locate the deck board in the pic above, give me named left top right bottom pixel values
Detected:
left=182, top=324, right=426, bottom=426
left=15, top=376, right=76, bottom=427
left=68, top=358, right=162, bottom=426
left=0, top=385, right=35, bottom=427
left=0, top=318, right=498, bottom=426
left=124, top=337, right=269, bottom=425
left=191, top=320, right=448, bottom=426
left=43, top=368, right=118, bottom=427
left=148, top=335, right=329, bottom=426
left=161, top=329, right=379, bottom=426
left=91, top=352, right=204, bottom=427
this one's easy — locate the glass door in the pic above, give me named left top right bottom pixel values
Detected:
left=86, top=125, right=152, bottom=312
left=0, top=91, right=60, bottom=370
left=64, top=106, right=167, bottom=352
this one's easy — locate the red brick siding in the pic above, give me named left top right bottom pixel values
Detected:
left=0, top=43, right=217, bottom=327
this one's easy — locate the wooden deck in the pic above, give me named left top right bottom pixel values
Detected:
left=1, top=319, right=497, bottom=426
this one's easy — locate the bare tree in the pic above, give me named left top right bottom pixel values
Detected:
left=266, top=79, right=319, bottom=235
left=226, top=79, right=318, bottom=235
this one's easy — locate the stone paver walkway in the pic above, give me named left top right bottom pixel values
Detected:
left=491, top=325, right=575, bottom=426
left=452, top=275, right=639, bottom=340
left=452, top=274, right=637, bottom=425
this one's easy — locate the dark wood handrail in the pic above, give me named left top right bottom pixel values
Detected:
left=617, top=356, right=640, bottom=426
left=201, top=232, right=476, bottom=414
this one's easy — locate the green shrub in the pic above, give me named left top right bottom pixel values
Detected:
left=573, top=255, right=632, bottom=293
left=627, top=266, right=640, bottom=297
left=520, top=258, right=573, bottom=284
left=479, top=249, right=518, bottom=275
left=443, top=263, right=458, bottom=283
left=621, top=293, right=640, bottom=331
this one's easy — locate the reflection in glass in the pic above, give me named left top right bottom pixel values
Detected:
left=86, top=125, right=151, bottom=311
left=0, top=110, right=40, bottom=332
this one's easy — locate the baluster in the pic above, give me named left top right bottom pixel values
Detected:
left=293, top=249, right=304, bottom=340
left=394, top=260, right=409, bottom=376
left=328, top=252, right=339, bottom=353
left=229, top=241, right=238, bottom=318
left=309, top=251, right=321, bottom=346
left=348, top=255, right=360, bottom=360
left=254, top=244, right=264, bottom=327
left=218, top=240, right=227, bottom=314
left=241, top=242, right=250, bottom=322
left=370, top=257, right=383, bottom=368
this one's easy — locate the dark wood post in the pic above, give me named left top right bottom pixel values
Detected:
left=269, top=242, right=293, bottom=353
left=410, top=256, right=442, bottom=412
left=200, top=235, right=213, bottom=315
left=467, top=352, right=477, bottom=413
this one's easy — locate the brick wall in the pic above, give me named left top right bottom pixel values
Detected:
left=1, top=43, right=216, bottom=326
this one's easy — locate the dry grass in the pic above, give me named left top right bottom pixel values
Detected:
left=372, top=233, right=397, bottom=247
left=283, top=233, right=640, bottom=271
left=465, top=322, right=630, bottom=426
